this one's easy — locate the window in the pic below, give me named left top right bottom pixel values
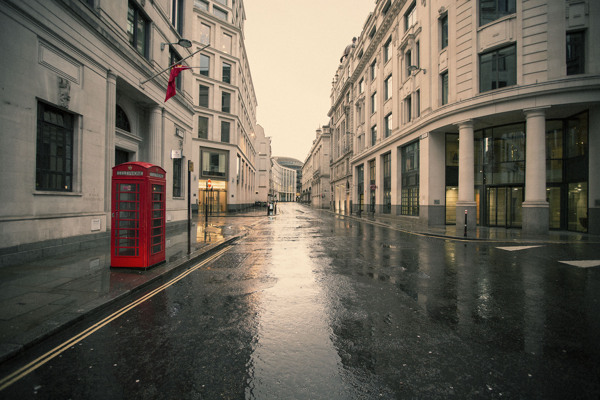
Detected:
left=358, top=78, right=364, bottom=94
left=199, top=23, right=210, bottom=45
left=36, top=102, right=74, bottom=192
left=171, top=0, right=184, bottom=35
left=384, top=113, right=392, bottom=137
left=215, top=0, right=227, bottom=5
left=221, top=121, right=230, bottom=143
left=369, top=26, right=376, bottom=39
left=199, top=85, right=209, bottom=107
left=384, top=38, right=392, bottom=63
left=405, top=95, right=412, bottom=122
left=441, top=71, right=448, bottom=105
left=382, top=0, right=392, bottom=15
left=371, top=125, right=377, bottom=146
left=200, top=54, right=210, bottom=76
left=405, top=50, right=412, bottom=77
left=383, top=153, right=391, bottom=213
left=127, top=1, right=149, bottom=58
left=416, top=41, right=420, bottom=67
left=195, top=0, right=208, bottom=11
left=198, top=116, right=208, bottom=139
left=222, top=62, right=231, bottom=83
left=221, top=91, right=231, bottom=113
left=116, top=105, right=131, bottom=132
left=170, top=49, right=183, bottom=91
left=214, top=6, right=228, bottom=21
left=440, top=14, right=448, bottom=49
left=370, top=60, right=377, bottom=80
left=202, top=150, right=227, bottom=177
left=384, top=75, right=392, bottom=100
left=479, top=44, right=516, bottom=92
left=371, top=92, right=377, bottom=114
left=173, top=158, right=182, bottom=197
left=405, top=2, right=416, bottom=31
left=357, top=165, right=364, bottom=212
left=566, top=31, right=585, bottom=75
left=222, top=32, right=232, bottom=54
left=480, top=0, right=516, bottom=26
left=368, top=159, right=376, bottom=212
left=401, top=141, right=419, bottom=216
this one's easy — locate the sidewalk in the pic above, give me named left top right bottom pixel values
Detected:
left=0, top=211, right=265, bottom=364
left=325, top=208, right=600, bottom=243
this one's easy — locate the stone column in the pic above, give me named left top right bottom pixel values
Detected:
left=148, top=105, right=163, bottom=166
left=523, top=108, right=549, bottom=235
left=455, top=120, right=477, bottom=234
left=104, top=71, right=117, bottom=213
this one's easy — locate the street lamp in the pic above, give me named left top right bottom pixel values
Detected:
left=408, top=65, right=426, bottom=75
left=161, top=38, right=193, bottom=51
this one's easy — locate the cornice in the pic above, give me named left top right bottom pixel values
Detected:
left=329, top=0, right=406, bottom=115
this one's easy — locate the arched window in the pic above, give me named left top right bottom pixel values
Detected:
left=116, top=105, right=131, bottom=132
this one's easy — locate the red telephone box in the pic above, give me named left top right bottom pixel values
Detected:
left=111, top=162, right=166, bottom=269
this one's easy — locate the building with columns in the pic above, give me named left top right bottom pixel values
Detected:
left=328, top=0, right=600, bottom=235
left=302, top=126, right=332, bottom=209
left=0, top=0, right=262, bottom=264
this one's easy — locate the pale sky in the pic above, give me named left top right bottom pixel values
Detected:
left=243, top=0, right=376, bottom=162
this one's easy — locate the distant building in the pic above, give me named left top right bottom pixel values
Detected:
left=328, top=0, right=600, bottom=234
left=255, top=125, right=272, bottom=203
left=302, top=127, right=331, bottom=209
left=271, top=158, right=297, bottom=202
left=273, top=157, right=303, bottom=200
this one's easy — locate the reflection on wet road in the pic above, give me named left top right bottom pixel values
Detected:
left=1, top=203, right=599, bottom=399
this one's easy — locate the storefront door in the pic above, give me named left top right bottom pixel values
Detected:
left=486, top=186, right=523, bottom=228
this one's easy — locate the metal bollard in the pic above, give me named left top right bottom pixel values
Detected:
left=464, top=209, right=468, bottom=237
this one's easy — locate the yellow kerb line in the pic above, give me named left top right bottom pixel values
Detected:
left=0, top=246, right=231, bottom=391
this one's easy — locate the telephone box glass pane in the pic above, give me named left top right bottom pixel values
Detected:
left=119, top=211, right=139, bottom=219
left=118, top=220, right=139, bottom=228
left=120, top=184, right=138, bottom=192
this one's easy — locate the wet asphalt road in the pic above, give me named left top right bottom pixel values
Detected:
left=1, top=203, right=599, bottom=399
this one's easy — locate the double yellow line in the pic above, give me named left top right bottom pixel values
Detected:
left=0, top=246, right=232, bottom=391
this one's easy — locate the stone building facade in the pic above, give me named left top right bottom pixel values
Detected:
left=328, top=0, right=600, bottom=234
left=0, top=0, right=262, bottom=264
left=302, top=127, right=331, bottom=209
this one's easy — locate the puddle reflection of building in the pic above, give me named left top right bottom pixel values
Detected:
left=196, top=223, right=224, bottom=243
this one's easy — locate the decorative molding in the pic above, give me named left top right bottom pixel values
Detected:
left=58, top=77, right=71, bottom=108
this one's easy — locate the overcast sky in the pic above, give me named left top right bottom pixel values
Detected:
left=243, top=0, right=376, bottom=162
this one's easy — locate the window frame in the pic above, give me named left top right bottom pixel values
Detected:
left=479, top=44, right=516, bottom=93
left=36, top=101, right=75, bottom=192
left=199, top=84, right=210, bottom=108
left=172, top=157, right=183, bottom=198
left=127, top=1, right=150, bottom=59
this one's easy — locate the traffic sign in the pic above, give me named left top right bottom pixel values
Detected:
left=207, top=179, right=212, bottom=189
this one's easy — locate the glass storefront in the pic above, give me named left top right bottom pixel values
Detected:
left=444, top=111, right=588, bottom=232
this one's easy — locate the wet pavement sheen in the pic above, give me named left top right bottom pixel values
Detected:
left=1, top=203, right=599, bottom=399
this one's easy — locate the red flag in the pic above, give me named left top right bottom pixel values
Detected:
left=165, top=64, right=191, bottom=102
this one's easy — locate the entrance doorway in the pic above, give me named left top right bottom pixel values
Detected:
left=199, top=189, right=227, bottom=214
left=485, top=186, right=523, bottom=228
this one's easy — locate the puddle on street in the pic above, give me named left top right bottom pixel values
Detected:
left=245, top=219, right=354, bottom=399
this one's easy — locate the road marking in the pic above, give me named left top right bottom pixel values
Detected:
left=496, top=246, right=544, bottom=251
left=559, top=260, right=600, bottom=268
left=0, top=246, right=231, bottom=391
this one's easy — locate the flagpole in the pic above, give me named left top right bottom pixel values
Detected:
left=140, top=44, right=210, bottom=85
